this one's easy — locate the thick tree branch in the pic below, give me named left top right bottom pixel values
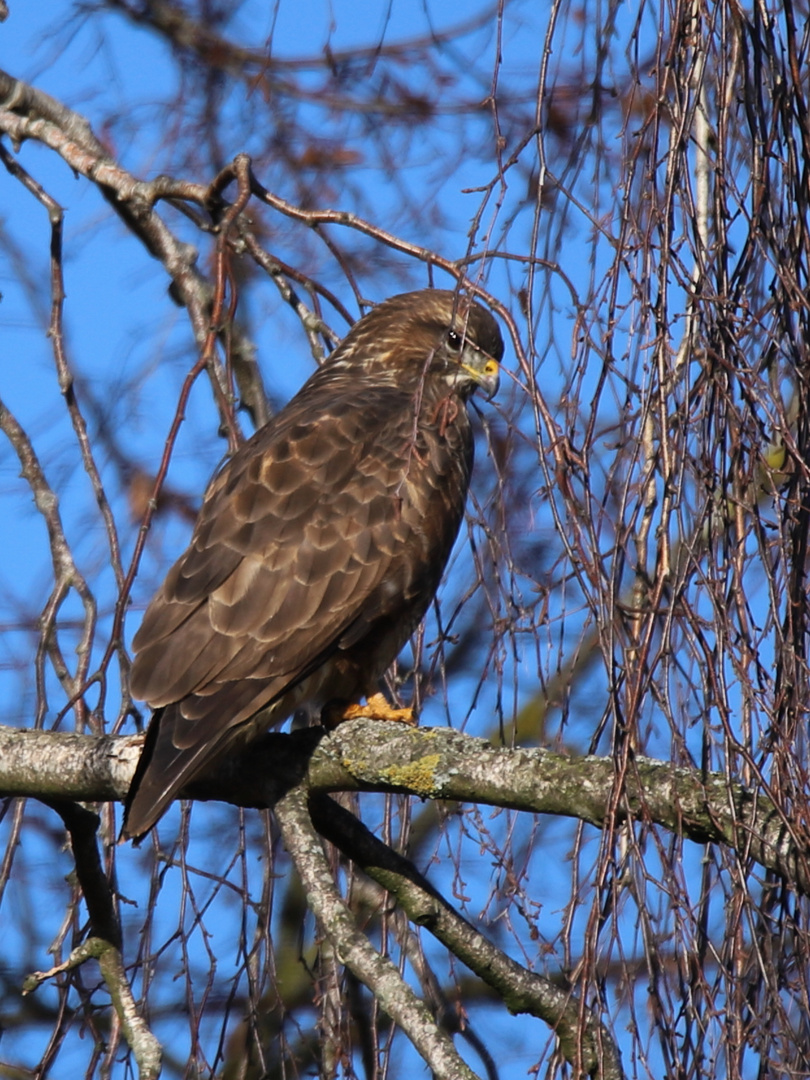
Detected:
left=0, top=721, right=806, bottom=896
left=275, top=783, right=481, bottom=1080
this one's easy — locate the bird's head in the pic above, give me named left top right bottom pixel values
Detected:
left=328, top=289, right=503, bottom=401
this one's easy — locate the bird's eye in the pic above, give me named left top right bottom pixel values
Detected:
left=446, top=329, right=463, bottom=352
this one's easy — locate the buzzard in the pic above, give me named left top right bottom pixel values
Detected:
left=122, top=289, right=503, bottom=840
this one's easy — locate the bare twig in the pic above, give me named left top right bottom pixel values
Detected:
left=0, top=397, right=94, bottom=728
left=31, top=802, right=162, bottom=1080
left=310, top=794, right=624, bottom=1080
left=274, top=782, right=481, bottom=1080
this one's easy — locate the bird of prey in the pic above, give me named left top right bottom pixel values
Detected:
left=122, top=289, right=503, bottom=840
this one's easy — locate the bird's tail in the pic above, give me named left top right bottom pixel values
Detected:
left=121, top=704, right=222, bottom=842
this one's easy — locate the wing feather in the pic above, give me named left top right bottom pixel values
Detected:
left=130, top=382, right=443, bottom=723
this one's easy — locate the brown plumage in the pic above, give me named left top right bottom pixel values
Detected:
left=122, top=289, right=503, bottom=840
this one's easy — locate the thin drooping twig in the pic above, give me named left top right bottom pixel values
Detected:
left=274, top=782, right=482, bottom=1080
left=0, top=68, right=233, bottom=727
left=0, top=397, right=95, bottom=729
left=309, top=794, right=624, bottom=1080
left=26, top=801, right=162, bottom=1080
left=0, top=142, right=122, bottom=731
left=0, top=69, right=214, bottom=345
left=246, top=169, right=526, bottom=366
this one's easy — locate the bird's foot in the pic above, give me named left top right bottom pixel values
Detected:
left=323, top=692, right=417, bottom=730
left=342, top=692, right=416, bottom=725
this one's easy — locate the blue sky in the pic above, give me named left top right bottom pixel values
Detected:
left=0, top=5, right=577, bottom=1076
left=0, top=3, right=782, bottom=1078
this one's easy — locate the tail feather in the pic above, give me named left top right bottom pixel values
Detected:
left=121, top=705, right=224, bottom=841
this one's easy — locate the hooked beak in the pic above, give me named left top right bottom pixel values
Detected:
left=459, top=347, right=500, bottom=400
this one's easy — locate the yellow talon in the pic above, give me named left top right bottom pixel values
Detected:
left=324, top=692, right=417, bottom=729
